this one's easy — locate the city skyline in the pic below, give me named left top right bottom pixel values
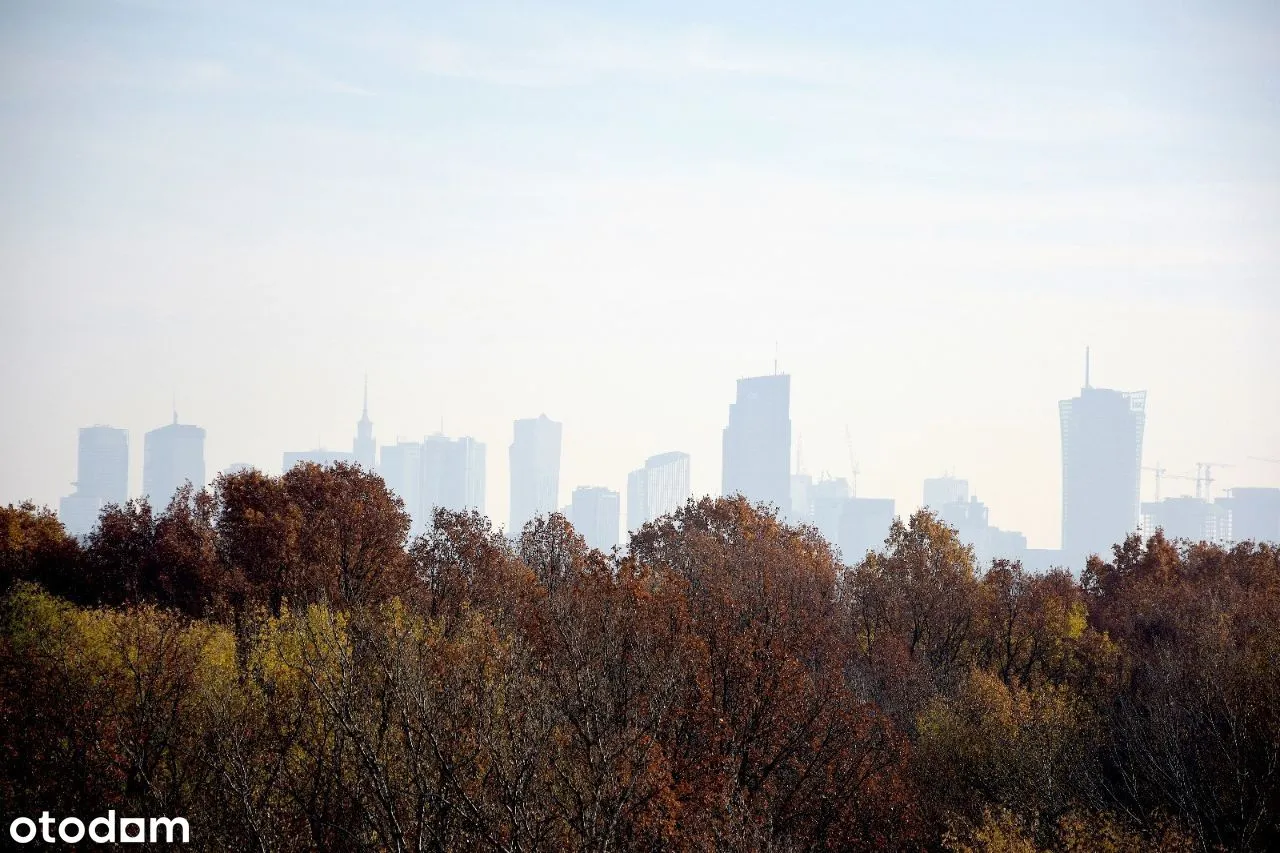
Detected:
left=2, top=1, right=1277, bottom=551
left=30, top=356, right=1280, bottom=556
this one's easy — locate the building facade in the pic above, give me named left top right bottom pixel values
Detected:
left=1059, top=376, right=1146, bottom=564
left=923, top=476, right=969, bottom=510
left=59, top=425, right=130, bottom=536
left=626, top=451, right=691, bottom=531
left=1140, top=496, right=1230, bottom=544
left=810, top=477, right=850, bottom=546
left=722, top=374, right=791, bottom=515
left=570, top=486, right=620, bottom=552
left=1223, top=487, right=1280, bottom=544
left=380, top=441, right=425, bottom=534
left=143, top=418, right=206, bottom=508
left=839, top=497, right=895, bottom=562
left=422, top=433, right=486, bottom=518
left=510, top=414, right=562, bottom=534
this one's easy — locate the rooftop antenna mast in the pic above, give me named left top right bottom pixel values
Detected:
left=1084, top=346, right=1090, bottom=389
left=774, top=341, right=779, bottom=375
left=172, top=390, right=178, bottom=424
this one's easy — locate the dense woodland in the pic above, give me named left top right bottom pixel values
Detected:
left=2, top=462, right=1277, bottom=851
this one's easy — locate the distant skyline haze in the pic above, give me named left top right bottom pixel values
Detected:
left=2, top=0, right=1278, bottom=550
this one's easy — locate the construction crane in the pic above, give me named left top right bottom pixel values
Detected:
left=1196, top=461, right=1234, bottom=501
left=1143, top=464, right=1167, bottom=502
left=844, top=426, right=860, bottom=498
left=1144, top=465, right=1197, bottom=502
left=1249, top=456, right=1280, bottom=465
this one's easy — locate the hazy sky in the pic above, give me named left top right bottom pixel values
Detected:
left=2, top=0, right=1278, bottom=549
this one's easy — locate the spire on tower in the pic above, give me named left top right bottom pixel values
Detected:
left=1084, top=346, right=1091, bottom=389
left=362, top=373, right=369, bottom=419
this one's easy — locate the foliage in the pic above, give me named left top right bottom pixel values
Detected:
left=1, top=471, right=1275, bottom=851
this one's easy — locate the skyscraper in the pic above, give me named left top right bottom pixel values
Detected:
left=75, top=425, right=129, bottom=505
left=380, top=440, right=424, bottom=534
left=58, top=425, right=129, bottom=536
left=143, top=414, right=206, bottom=508
left=1059, top=353, right=1146, bottom=564
left=722, top=373, right=791, bottom=515
left=625, top=451, right=691, bottom=531
left=923, top=476, right=969, bottom=510
left=509, top=414, right=562, bottom=533
left=422, top=433, right=486, bottom=516
left=570, top=486, right=620, bottom=552
left=451, top=436, right=486, bottom=514
left=353, top=377, right=376, bottom=470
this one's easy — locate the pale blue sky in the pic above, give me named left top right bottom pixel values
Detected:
left=2, top=0, right=1278, bottom=548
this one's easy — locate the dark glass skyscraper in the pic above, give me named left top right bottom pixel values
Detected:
left=1059, top=361, right=1146, bottom=564
left=722, top=374, right=791, bottom=515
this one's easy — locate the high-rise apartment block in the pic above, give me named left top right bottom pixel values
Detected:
left=626, top=451, right=691, bottom=531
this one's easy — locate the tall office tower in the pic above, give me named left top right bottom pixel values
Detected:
left=923, top=476, right=969, bottom=509
left=421, top=434, right=487, bottom=516
left=570, top=486, right=620, bottom=552
left=143, top=414, right=206, bottom=508
left=1059, top=353, right=1146, bottom=564
left=59, top=425, right=130, bottom=536
left=380, top=440, right=425, bottom=534
left=626, top=451, right=692, bottom=531
left=722, top=373, right=791, bottom=515
left=810, top=477, right=850, bottom=545
left=838, top=497, right=896, bottom=562
left=353, top=377, right=376, bottom=470
left=1222, top=487, right=1280, bottom=543
left=283, top=449, right=355, bottom=471
left=76, top=426, right=129, bottom=504
left=509, top=414, right=562, bottom=533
